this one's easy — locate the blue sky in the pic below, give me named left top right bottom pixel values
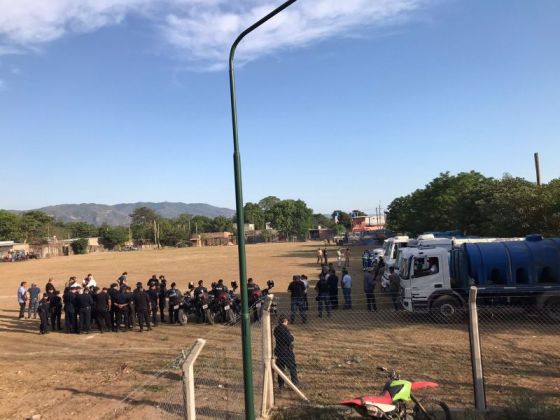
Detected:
left=1, top=0, right=559, bottom=214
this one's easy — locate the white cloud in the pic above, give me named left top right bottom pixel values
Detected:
left=0, top=0, right=424, bottom=68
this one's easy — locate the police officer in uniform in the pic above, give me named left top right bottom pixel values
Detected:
left=166, top=282, right=181, bottom=324
left=114, top=287, right=130, bottom=332
left=63, top=287, right=77, bottom=334
left=76, top=288, right=94, bottom=334
left=37, top=293, right=50, bottom=334
left=147, top=283, right=159, bottom=327
left=107, top=283, right=119, bottom=331
left=133, top=282, right=152, bottom=332
left=94, top=287, right=111, bottom=333
left=193, top=280, right=208, bottom=322
left=274, top=316, right=299, bottom=391
left=49, top=290, right=63, bottom=331
left=158, top=280, right=167, bottom=323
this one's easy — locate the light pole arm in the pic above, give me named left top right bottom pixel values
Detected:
left=227, top=1, right=298, bottom=419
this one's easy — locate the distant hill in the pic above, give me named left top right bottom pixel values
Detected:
left=12, top=202, right=236, bottom=226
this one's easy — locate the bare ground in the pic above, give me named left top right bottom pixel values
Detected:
left=1, top=242, right=558, bottom=419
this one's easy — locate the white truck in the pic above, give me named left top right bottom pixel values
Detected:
left=399, top=235, right=560, bottom=320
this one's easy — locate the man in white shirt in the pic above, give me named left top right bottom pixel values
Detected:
left=84, top=274, right=97, bottom=289
left=341, top=270, right=352, bottom=309
left=17, top=281, right=28, bottom=319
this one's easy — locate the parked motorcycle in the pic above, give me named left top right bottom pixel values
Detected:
left=339, top=367, right=450, bottom=419
left=253, top=279, right=277, bottom=321
left=178, top=283, right=197, bottom=326
left=195, top=290, right=215, bottom=325
left=212, top=287, right=236, bottom=324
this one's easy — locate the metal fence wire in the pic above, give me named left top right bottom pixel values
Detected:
left=108, top=290, right=560, bottom=419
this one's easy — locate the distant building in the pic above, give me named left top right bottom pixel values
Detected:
left=190, top=232, right=235, bottom=247
left=308, top=227, right=333, bottom=240
left=351, top=215, right=386, bottom=232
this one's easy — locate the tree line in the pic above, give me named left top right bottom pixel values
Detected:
left=385, top=171, right=560, bottom=237
left=0, top=196, right=363, bottom=249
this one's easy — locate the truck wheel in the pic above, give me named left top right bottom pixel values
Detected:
left=432, top=296, right=461, bottom=322
left=544, top=297, right=560, bottom=321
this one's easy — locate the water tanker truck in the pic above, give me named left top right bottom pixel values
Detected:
left=399, top=235, right=560, bottom=320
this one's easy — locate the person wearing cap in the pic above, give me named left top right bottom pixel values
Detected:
left=133, top=283, right=152, bottom=332
left=273, top=316, right=299, bottom=391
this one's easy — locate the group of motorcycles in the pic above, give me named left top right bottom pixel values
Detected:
left=177, top=279, right=276, bottom=326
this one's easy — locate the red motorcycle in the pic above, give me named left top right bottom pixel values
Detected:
left=339, top=367, right=450, bottom=419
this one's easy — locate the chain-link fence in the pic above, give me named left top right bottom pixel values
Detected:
left=106, top=289, right=559, bottom=419
left=477, top=299, right=560, bottom=408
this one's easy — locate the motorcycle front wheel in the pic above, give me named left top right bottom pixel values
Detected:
left=178, top=310, right=188, bottom=326
left=413, top=398, right=451, bottom=420
left=204, top=308, right=215, bottom=325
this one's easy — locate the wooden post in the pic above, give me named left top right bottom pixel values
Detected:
left=271, top=360, right=309, bottom=402
left=261, top=294, right=275, bottom=417
left=181, top=338, right=207, bottom=420
left=468, top=287, right=486, bottom=410
left=534, top=152, right=542, bottom=186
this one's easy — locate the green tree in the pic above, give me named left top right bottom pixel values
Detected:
left=0, top=210, right=22, bottom=241
left=130, top=207, right=158, bottom=243
left=191, top=215, right=212, bottom=233
left=66, top=221, right=98, bottom=238
left=210, top=216, right=234, bottom=233
left=269, top=199, right=313, bottom=239
left=331, top=210, right=352, bottom=230
left=98, top=225, right=130, bottom=250
left=19, top=211, right=54, bottom=243
left=312, top=213, right=335, bottom=229
left=244, top=202, right=265, bottom=230
left=71, top=238, right=89, bottom=254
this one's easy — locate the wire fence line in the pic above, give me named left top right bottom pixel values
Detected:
left=106, top=291, right=559, bottom=419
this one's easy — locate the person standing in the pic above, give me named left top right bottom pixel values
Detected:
left=166, top=282, right=181, bottom=325
left=63, top=287, right=77, bottom=333
left=315, top=274, right=330, bottom=318
left=158, top=280, right=167, bottom=323
left=316, top=248, right=323, bottom=265
left=327, top=269, right=339, bottom=310
left=94, top=287, right=111, bottom=333
left=76, top=288, right=93, bottom=334
left=300, top=275, right=309, bottom=311
left=49, top=290, right=63, bottom=330
left=114, top=287, right=130, bottom=332
left=273, top=316, right=299, bottom=391
left=322, top=248, right=328, bottom=266
left=337, top=248, right=343, bottom=267
left=342, top=269, right=352, bottom=309
left=118, top=272, right=128, bottom=287
left=37, top=294, right=50, bottom=334
left=388, top=267, right=401, bottom=311
left=287, top=275, right=306, bottom=323
left=28, top=283, right=41, bottom=319
left=363, top=270, right=376, bottom=311
left=45, top=278, right=56, bottom=295
left=147, top=284, right=159, bottom=327
left=344, top=248, right=351, bottom=268
left=107, top=283, right=119, bottom=331
left=133, top=283, right=152, bottom=332
left=17, top=281, right=28, bottom=319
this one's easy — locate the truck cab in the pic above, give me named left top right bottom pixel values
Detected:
left=399, top=247, right=457, bottom=314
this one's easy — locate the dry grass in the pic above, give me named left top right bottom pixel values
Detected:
left=0, top=242, right=559, bottom=419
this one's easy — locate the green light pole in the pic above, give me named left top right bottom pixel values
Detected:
left=228, top=1, right=298, bottom=418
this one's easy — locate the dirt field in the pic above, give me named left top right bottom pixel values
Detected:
left=1, top=242, right=559, bottom=419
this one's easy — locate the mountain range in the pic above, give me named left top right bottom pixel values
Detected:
left=12, top=202, right=236, bottom=226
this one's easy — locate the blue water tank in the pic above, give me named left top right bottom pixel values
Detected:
left=463, top=237, right=560, bottom=286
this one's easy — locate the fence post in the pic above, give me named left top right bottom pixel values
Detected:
left=468, top=286, right=486, bottom=410
left=182, top=338, right=207, bottom=420
left=261, top=294, right=275, bottom=418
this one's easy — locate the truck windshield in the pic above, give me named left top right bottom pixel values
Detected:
left=383, top=241, right=393, bottom=259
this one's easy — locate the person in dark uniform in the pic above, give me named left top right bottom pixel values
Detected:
left=147, top=283, right=159, bottom=327
left=94, top=287, right=111, bottom=333
left=212, top=279, right=228, bottom=296
left=107, top=283, right=119, bottom=331
left=63, top=287, right=77, bottom=334
left=147, top=274, right=159, bottom=288
left=315, top=273, right=330, bottom=318
left=273, top=316, right=299, bottom=390
left=76, top=288, right=93, bottom=334
left=166, top=282, right=181, bottom=324
left=288, top=275, right=307, bottom=323
left=114, top=287, right=130, bottom=332
left=125, top=286, right=135, bottom=329
left=45, top=278, right=56, bottom=296
left=158, top=280, right=167, bottom=323
left=49, top=290, right=63, bottom=331
left=193, top=280, right=208, bottom=323
left=37, top=294, right=50, bottom=334
left=327, top=269, right=339, bottom=310
left=133, top=282, right=152, bottom=332
left=118, top=272, right=128, bottom=287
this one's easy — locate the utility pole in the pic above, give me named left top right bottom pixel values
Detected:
left=228, top=1, right=298, bottom=418
left=534, top=152, right=542, bottom=186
